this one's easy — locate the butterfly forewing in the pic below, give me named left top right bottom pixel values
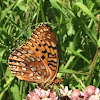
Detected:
left=8, top=23, right=59, bottom=86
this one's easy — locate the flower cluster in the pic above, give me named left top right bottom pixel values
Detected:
left=26, top=87, right=58, bottom=100
left=24, top=85, right=100, bottom=100
left=60, top=85, right=100, bottom=100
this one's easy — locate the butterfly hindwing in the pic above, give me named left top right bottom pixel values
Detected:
left=8, top=23, right=59, bottom=86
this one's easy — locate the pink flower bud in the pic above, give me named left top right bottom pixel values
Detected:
left=84, top=85, right=95, bottom=100
left=88, top=95, right=99, bottom=100
left=26, top=91, right=40, bottom=100
left=50, top=92, right=56, bottom=98
left=72, top=89, right=81, bottom=100
left=85, top=85, right=95, bottom=95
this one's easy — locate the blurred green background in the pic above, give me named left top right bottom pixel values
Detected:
left=0, top=0, right=100, bottom=100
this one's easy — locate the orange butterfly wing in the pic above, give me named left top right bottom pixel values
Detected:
left=8, top=23, right=59, bottom=86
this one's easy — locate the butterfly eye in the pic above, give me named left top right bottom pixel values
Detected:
left=8, top=23, right=62, bottom=87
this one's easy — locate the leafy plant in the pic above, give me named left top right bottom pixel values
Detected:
left=0, top=0, right=100, bottom=100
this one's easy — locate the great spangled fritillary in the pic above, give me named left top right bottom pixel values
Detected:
left=8, top=23, right=62, bottom=87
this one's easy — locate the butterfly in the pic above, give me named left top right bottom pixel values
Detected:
left=8, top=23, right=62, bottom=87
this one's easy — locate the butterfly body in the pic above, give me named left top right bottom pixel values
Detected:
left=8, top=23, right=61, bottom=87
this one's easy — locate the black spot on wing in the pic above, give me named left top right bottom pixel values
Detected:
left=48, top=53, right=56, bottom=58
left=48, top=63, right=56, bottom=67
left=41, top=55, right=45, bottom=59
left=42, top=49, right=47, bottom=53
left=43, top=44, right=46, bottom=46
left=35, top=48, right=39, bottom=51
left=49, top=66, right=55, bottom=71
left=48, top=46, right=57, bottom=49
left=48, top=60, right=57, bottom=64
left=9, top=59, right=15, bottom=62
left=38, top=44, right=41, bottom=47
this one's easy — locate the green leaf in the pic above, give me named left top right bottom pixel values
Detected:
left=97, top=38, right=100, bottom=47
left=0, top=77, right=14, bottom=100
left=69, top=48, right=90, bottom=64
left=0, top=2, right=15, bottom=22
left=0, top=47, right=6, bottom=61
left=49, top=0, right=75, bottom=18
left=14, top=0, right=26, bottom=11
left=59, top=68, right=88, bottom=75
left=10, top=83, right=21, bottom=100
left=75, top=2, right=99, bottom=24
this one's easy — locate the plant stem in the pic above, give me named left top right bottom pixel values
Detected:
left=86, top=48, right=99, bottom=81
